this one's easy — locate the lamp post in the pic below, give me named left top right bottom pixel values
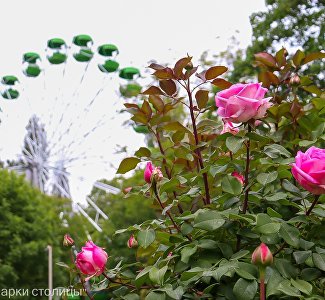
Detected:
left=47, top=245, right=53, bottom=300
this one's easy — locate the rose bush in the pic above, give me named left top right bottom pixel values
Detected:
left=61, top=49, right=325, bottom=300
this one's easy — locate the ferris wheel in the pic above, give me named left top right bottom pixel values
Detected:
left=0, top=34, right=145, bottom=231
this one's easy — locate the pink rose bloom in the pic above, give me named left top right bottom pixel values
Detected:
left=220, top=121, right=239, bottom=135
left=144, top=162, right=163, bottom=184
left=291, top=146, right=325, bottom=195
left=251, top=243, right=273, bottom=267
left=215, top=83, right=272, bottom=123
left=75, top=241, right=108, bottom=280
left=231, top=171, right=245, bottom=185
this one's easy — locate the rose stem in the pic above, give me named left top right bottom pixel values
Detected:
left=236, top=124, right=252, bottom=250
left=152, top=185, right=181, bottom=233
left=154, top=129, right=184, bottom=213
left=185, top=79, right=210, bottom=205
left=242, top=124, right=252, bottom=214
left=260, top=271, right=266, bottom=300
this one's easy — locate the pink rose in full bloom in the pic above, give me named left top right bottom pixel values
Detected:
left=291, top=146, right=325, bottom=195
left=215, top=83, right=272, bottom=123
left=251, top=243, right=273, bottom=267
left=75, top=241, right=108, bottom=280
left=220, top=121, right=239, bottom=135
left=144, top=162, right=163, bottom=184
left=231, top=171, right=245, bottom=185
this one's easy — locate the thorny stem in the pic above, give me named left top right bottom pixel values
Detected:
left=155, top=130, right=183, bottom=213
left=236, top=124, right=251, bottom=250
left=242, top=124, right=252, bottom=214
left=273, top=194, right=320, bottom=256
left=185, top=79, right=211, bottom=205
left=259, top=272, right=266, bottom=300
left=153, top=185, right=181, bottom=234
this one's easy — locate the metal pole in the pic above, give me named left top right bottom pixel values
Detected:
left=47, top=245, right=53, bottom=300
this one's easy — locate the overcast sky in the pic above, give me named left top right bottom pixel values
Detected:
left=0, top=0, right=266, bottom=203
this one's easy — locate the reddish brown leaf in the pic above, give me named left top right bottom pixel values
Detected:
left=254, top=52, right=277, bottom=68
left=195, top=90, right=209, bottom=109
left=148, top=63, right=166, bottom=70
left=196, top=70, right=207, bottom=81
left=159, top=80, right=177, bottom=96
left=153, top=68, right=174, bottom=79
left=142, top=86, right=164, bottom=95
left=149, top=95, right=164, bottom=112
left=174, top=56, right=192, bottom=78
left=211, top=78, right=232, bottom=89
left=124, top=103, right=139, bottom=109
left=131, top=112, right=149, bottom=124
left=205, top=66, right=228, bottom=80
left=302, top=52, right=325, bottom=65
left=140, top=100, right=152, bottom=119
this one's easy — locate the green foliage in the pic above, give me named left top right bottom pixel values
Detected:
left=0, top=169, right=69, bottom=297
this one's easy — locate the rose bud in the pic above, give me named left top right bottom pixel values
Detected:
left=289, top=74, right=300, bottom=86
left=63, top=234, right=74, bottom=247
left=144, top=162, right=163, bottom=184
left=251, top=243, right=273, bottom=267
left=291, top=146, right=325, bottom=195
left=231, top=171, right=245, bottom=185
left=75, top=241, right=108, bottom=280
left=220, top=121, right=239, bottom=135
left=127, top=235, right=138, bottom=248
left=216, top=83, right=272, bottom=123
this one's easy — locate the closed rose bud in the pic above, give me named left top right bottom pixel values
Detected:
left=144, top=162, right=163, bottom=184
left=127, top=235, right=138, bottom=248
left=63, top=234, right=74, bottom=247
left=75, top=241, right=108, bottom=281
left=251, top=243, right=273, bottom=267
left=289, top=74, right=300, bottom=86
left=231, top=171, right=245, bottom=185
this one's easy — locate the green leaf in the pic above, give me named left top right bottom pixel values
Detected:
left=293, top=49, right=305, bottom=67
left=264, top=144, right=291, bottom=158
left=265, top=192, right=287, bottom=202
left=149, top=265, right=168, bottom=285
left=266, top=268, right=283, bottom=298
left=255, top=214, right=280, bottom=235
left=235, top=268, right=256, bottom=280
left=274, top=259, right=298, bottom=279
left=291, top=279, right=312, bottom=295
left=221, top=175, right=242, bottom=195
left=277, top=280, right=301, bottom=297
left=181, top=246, right=198, bottom=264
left=301, top=268, right=322, bottom=281
left=116, top=157, right=141, bottom=174
left=233, top=278, right=257, bottom=300
left=279, top=223, right=300, bottom=247
left=282, top=179, right=301, bottom=194
left=257, top=171, right=278, bottom=185
left=312, top=253, right=325, bottom=271
left=145, top=292, right=166, bottom=300
left=226, top=136, right=245, bottom=153
left=210, top=164, right=228, bottom=177
left=194, top=210, right=225, bottom=231
left=134, top=147, right=151, bottom=158
left=293, top=251, right=312, bottom=264
left=137, top=228, right=155, bottom=249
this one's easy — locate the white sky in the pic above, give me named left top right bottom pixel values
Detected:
left=0, top=0, right=266, bottom=202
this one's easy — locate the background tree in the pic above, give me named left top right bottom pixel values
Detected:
left=0, top=169, right=70, bottom=299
